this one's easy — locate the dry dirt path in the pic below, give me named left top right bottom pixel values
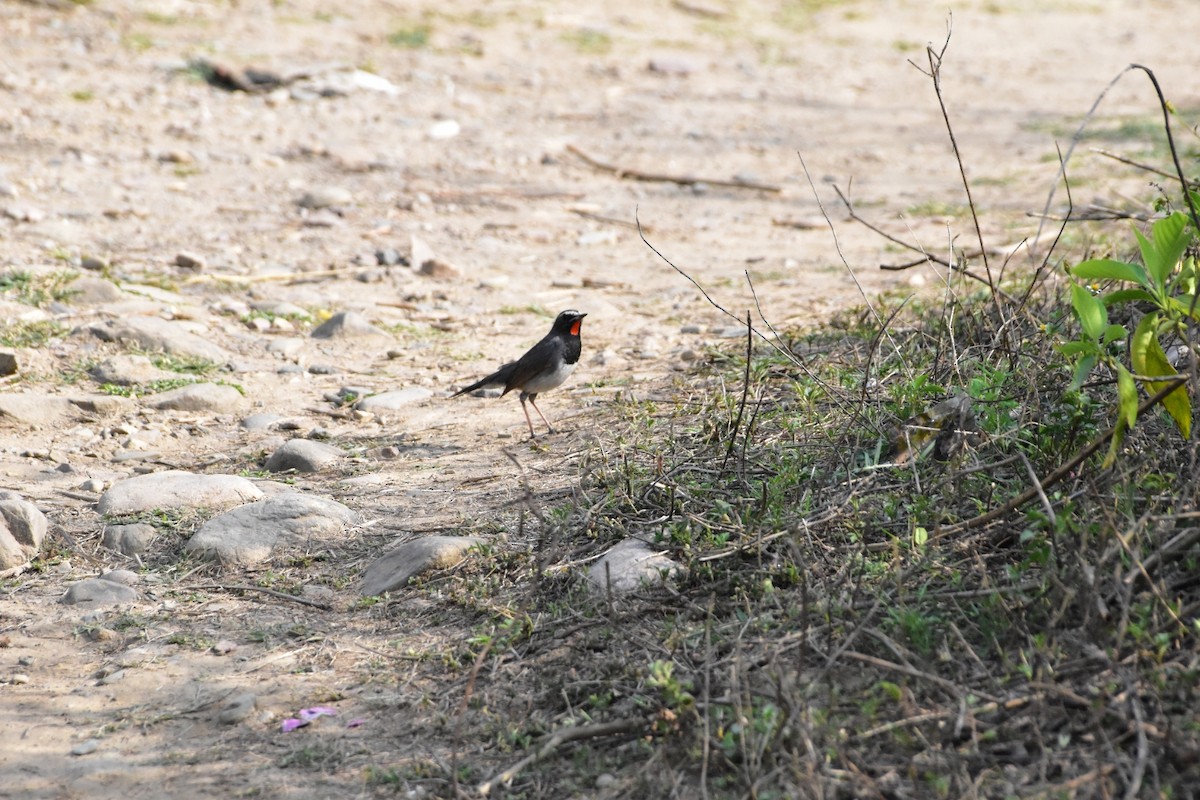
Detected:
left=1, top=0, right=1198, bottom=796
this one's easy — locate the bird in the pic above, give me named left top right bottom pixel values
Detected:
left=451, top=310, right=587, bottom=438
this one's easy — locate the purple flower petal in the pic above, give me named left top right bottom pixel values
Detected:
left=281, top=718, right=308, bottom=732
left=298, top=706, right=338, bottom=722
left=346, top=718, right=366, bottom=728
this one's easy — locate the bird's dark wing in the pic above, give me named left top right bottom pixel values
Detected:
left=502, top=334, right=565, bottom=394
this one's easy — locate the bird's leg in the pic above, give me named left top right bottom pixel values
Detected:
left=526, top=394, right=555, bottom=435
left=519, top=394, right=538, bottom=439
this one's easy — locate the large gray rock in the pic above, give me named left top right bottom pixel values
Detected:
left=88, top=316, right=228, bottom=362
left=361, top=535, right=483, bottom=596
left=151, top=382, right=243, bottom=413
left=0, top=494, right=47, bottom=569
left=98, top=470, right=263, bottom=516
left=184, top=492, right=357, bottom=566
left=587, top=538, right=681, bottom=595
left=0, top=394, right=76, bottom=426
left=264, top=439, right=343, bottom=473
left=355, top=388, right=433, bottom=413
left=61, top=577, right=138, bottom=607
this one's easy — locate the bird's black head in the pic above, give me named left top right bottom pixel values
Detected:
left=551, top=309, right=587, bottom=337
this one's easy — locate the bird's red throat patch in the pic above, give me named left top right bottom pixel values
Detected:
left=570, top=320, right=582, bottom=336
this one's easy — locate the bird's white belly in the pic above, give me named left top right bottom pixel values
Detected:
left=523, top=361, right=575, bottom=393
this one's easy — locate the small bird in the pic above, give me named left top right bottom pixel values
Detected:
left=451, top=310, right=587, bottom=438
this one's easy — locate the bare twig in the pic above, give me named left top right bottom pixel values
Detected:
left=567, top=144, right=781, bottom=192
left=908, top=19, right=1001, bottom=319
left=721, top=311, right=753, bottom=475
left=940, top=376, right=1187, bottom=537
left=185, top=583, right=333, bottom=610
left=477, top=718, right=645, bottom=795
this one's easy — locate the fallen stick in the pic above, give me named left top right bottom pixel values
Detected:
left=477, top=718, right=644, bottom=795
left=566, top=144, right=781, bottom=193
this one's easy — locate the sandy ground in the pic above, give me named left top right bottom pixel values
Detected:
left=2, top=0, right=1199, bottom=796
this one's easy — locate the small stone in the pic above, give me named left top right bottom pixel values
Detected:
left=78, top=478, right=104, bottom=492
left=0, top=352, right=16, bottom=376
left=100, top=569, right=138, bottom=586
left=680, top=324, right=702, bottom=334
left=212, top=639, right=238, bottom=655
left=71, top=739, right=100, bottom=756
left=240, top=412, right=283, bottom=431
left=3, top=203, right=45, bottom=223
left=355, top=388, right=434, bottom=412
left=10, top=673, right=30, bottom=685
left=310, top=311, right=390, bottom=340
left=298, top=186, right=352, bottom=209
left=184, top=493, right=357, bottom=566
left=648, top=57, right=696, bottom=76
left=80, top=255, right=110, bottom=271
left=418, top=258, right=460, bottom=279
left=97, top=471, right=263, bottom=516
left=217, top=692, right=257, bottom=724
left=375, top=247, right=405, bottom=266
left=174, top=251, right=206, bottom=271
left=101, top=522, right=157, bottom=557
left=429, top=119, right=460, bottom=140
left=264, top=439, right=343, bottom=473
left=98, top=669, right=125, bottom=685
left=151, top=382, right=243, bottom=413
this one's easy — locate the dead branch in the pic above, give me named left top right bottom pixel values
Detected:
left=567, top=144, right=781, bottom=193
left=477, top=718, right=645, bottom=796
left=939, top=376, right=1188, bottom=538
left=185, top=583, right=333, bottom=610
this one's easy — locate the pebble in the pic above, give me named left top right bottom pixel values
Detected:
left=264, top=439, right=343, bottom=473
left=587, top=538, right=682, bottom=595
left=174, top=251, right=206, bottom=271
left=0, top=352, right=17, bottom=376
left=355, top=387, right=434, bottom=412
left=71, top=739, right=100, bottom=756
left=101, top=523, right=157, bottom=557
left=10, top=673, right=30, bottom=685
left=375, top=247, right=405, bottom=266
left=3, top=203, right=45, bottom=222
left=680, top=324, right=702, bottom=334
left=151, top=382, right=244, bottom=413
left=217, top=692, right=257, bottom=724
left=98, top=669, right=125, bottom=685
left=310, top=311, right=390, bottom=340
left=297, top=186, right=352, bottom=209
left=429, top=119, right=461, bottom=140
left=0, top=494, right=48, bottom=571
left=212, top=640, right=238, bottom=655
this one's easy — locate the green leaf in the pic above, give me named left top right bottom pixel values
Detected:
left=1101, top=288, right=1158, bottom=307
left=1069, top=352, right=1097, bottom=391
left=1165, top=294, right=1200, bottom=322
left=1058, top=340, right=1093, bottom=356
left=1072, top=258, right=1151, bottom=288
left=1131, top=312, right=1192, bottom=439
left=1115, top=364, right=1138, bottom=430
left=1137, top=212, right=1192, bottom=289
left=1103, top=414, right=1128, bottom=469
left=1102, top=324, right=1128, bottom=345
left=1070, top=283, right=1108, bottom=340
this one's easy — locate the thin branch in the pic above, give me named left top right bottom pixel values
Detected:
left=185, top=583, right=333, bottom=610
left=940, top=375, right=1187, bottom=537
left=721, top=311, right=753, bottom=475
left=566, top=144, right=781, bottom=192
left=477, top=718, right=645, bottom=796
